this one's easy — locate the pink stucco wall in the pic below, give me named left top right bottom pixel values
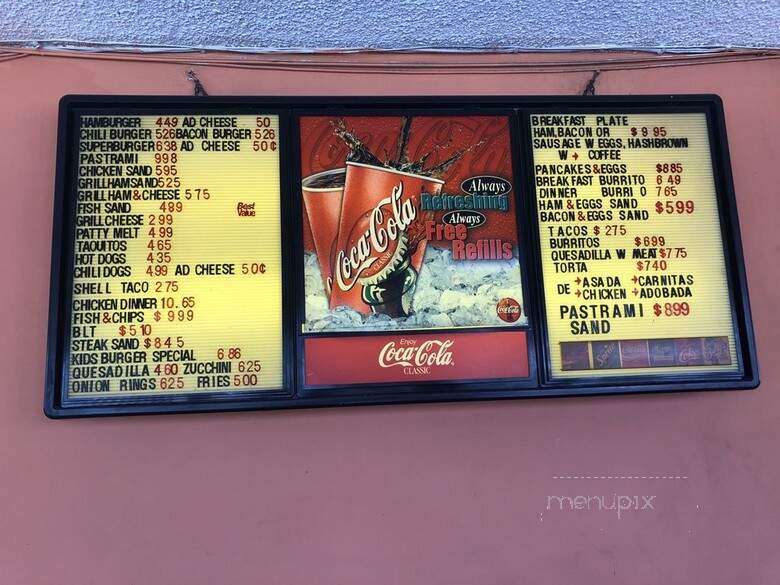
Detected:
left=0, top=51, right=778, bottom=584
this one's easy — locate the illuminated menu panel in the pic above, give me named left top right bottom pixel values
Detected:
left=68, top=113, right=284, bottom=396
left=530, top=113, right=739, bottom=379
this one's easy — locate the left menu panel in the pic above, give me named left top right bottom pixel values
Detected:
left=67, top=113, right=284, bottom=397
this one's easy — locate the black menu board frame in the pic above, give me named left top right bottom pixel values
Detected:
left=44, top=95, right=758, bottom=418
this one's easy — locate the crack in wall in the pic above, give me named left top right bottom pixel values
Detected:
left=581, top=70, right=601, bottom=96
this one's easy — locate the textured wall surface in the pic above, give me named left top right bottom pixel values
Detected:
left=0, top=51, right=779, bottom=585
left=1, top=0, right=778, bottom=50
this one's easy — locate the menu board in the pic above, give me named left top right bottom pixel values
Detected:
left=44, top=97, right=757, bottom=418
left=68, top=113, right=284, bottom=397
left=530, top=112, right=739, bottom=379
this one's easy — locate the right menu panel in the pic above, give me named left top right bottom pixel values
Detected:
left=530, top=111, right=740, bottom=380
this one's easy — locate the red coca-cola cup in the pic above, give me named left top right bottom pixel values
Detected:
left=302, top=168, right=346, bottom=297
left=330, top=161, right=445, bottom=316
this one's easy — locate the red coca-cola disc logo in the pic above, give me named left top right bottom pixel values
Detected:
left=496, top=297, right=521, bottom=323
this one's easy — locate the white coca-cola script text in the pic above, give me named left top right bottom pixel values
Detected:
left=378, top=339, right=455, bottom=368
left=335, top=182, right=416, bottom=291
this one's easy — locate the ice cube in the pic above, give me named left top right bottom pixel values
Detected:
left=428, top=313, right=453, bottom=328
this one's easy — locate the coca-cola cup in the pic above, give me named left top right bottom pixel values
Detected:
left=302, top=168, right=346, bottom=297
left=330, top=161, right=445, bottom=316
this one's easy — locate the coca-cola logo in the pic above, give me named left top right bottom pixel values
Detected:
left=496, top=297, right=521, bottom=323
left=334, top=181, right=416, bottom=291
left=378, top=339, right=455, bottom=369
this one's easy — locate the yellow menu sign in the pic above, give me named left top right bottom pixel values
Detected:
left=531, top=112, right=739, bottom=379
left=68, top=114, right=283, bottom=396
